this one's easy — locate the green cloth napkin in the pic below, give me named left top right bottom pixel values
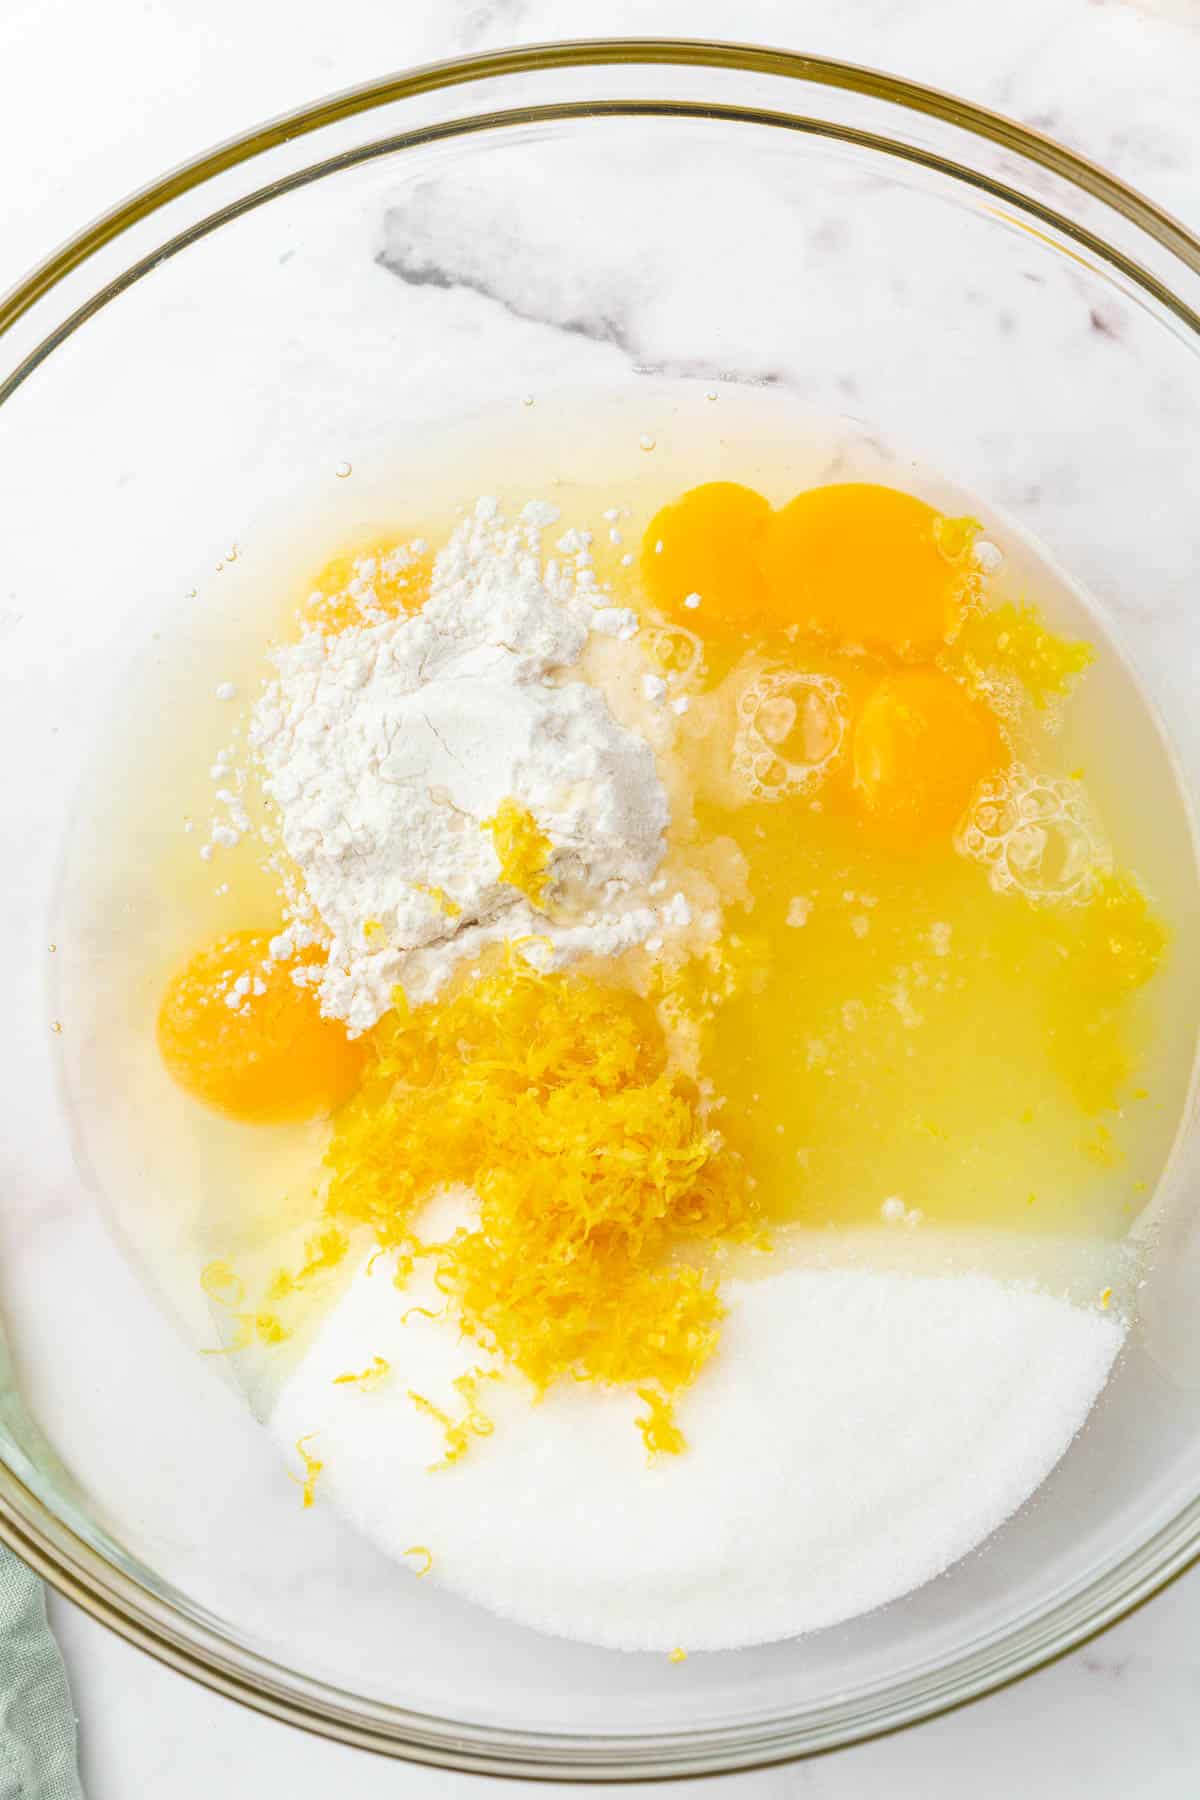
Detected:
left=0, top=1551, right=81, bottom=1800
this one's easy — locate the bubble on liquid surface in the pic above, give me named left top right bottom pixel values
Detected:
left=646, top=623, right=704, bottom=683
left=955, top=765, right=1110, bottom=903
left=734, top=669, right=847, bottom=801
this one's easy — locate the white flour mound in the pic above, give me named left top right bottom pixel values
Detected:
left=269, top=1254, right=1124, bottom=1651
left=248, top=498, right=669, bottom=1032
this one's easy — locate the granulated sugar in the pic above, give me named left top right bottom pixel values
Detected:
left=269, top=1252, right=1123, bottom=1651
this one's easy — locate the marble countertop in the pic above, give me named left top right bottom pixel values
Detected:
left=4, top=0, right=1200, bottom=1794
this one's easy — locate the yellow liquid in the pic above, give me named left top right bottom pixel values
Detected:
left=54, top=385, right=1200, bottom=1376
left=658, top=619, right=1190, bottom=1242
left=698, top=789, right=1165, bottom=1236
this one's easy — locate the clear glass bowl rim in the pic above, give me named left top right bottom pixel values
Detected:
left=3, top=35, right=1200, bottom=1779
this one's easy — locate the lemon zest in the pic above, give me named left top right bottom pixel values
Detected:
left=204, top=1308, right=288, bottom=1352
left=482, top=799, right=553, bottom=907
left=407, top=1369, right=498, bottom=1470
left=402, top=1545, right=433, bottom=1576
left=332, top=1355, right=391, bottom=1391
left=407, top=1390, right=472, bottom=1471
left=324, top=962, right=758, bottom=1453
left=453, top=1368, right=499, bottom=1441
left=252, top=1311, right=291, bottom=1345
left=267, top=1225, right=349, bottom=1302
left=200, top=1230, right=342, bottom=1355
left=950, top=601, right=1093, bottom=709
left=200, top=1311, right=255, bottom=1357
left=290, top=1434, right=323, bottom=1508
left=931, top=513, right=982, bottom=563
left=414, top=883, right=462, bottom=918
left=200, top=1260, right=244, bottom=1308
left=636, top=1387, right=687, bottom=1458
left=1048, top=872, right=1167, bottom=1115
left=668, top=1647, right=688, bottom=1665
left=1082, top=1123, right=1125, bottom=1169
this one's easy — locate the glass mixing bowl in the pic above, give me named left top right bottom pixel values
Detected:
left=2, top=39, right=1200, bottom=1779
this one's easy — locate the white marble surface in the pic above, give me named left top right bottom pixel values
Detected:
left=4, top=0, right=1200, bottom=1793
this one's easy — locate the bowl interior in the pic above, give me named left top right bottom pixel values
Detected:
left=1, top=46, right=1200, bottom=1774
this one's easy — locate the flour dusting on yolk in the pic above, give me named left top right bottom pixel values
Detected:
left=640, top=482, right=771, bottom=631
left=303, top=534, right=434, bottom=634
left=157, top=930, right=365, bottom=1122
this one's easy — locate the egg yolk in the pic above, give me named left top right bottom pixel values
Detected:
left=640, top=482, right=771, bottom=632
left=157, top=931, right=366, bottom=1123
left=762, top=484, right=978, bottom=655
left=303, top=535, right=434, bottom=635
left=851, top=667, right=1007, bottom=840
